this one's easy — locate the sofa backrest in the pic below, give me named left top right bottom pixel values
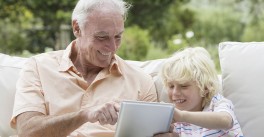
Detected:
left=219, top=42, right=264, bottom=137
left=0, top=54, right=27, bottom=136
left=126, top=59, right=170, bottom=102
left=0, top=54, right=169, bottom=136
left=1, top=42, right=264, bottom=136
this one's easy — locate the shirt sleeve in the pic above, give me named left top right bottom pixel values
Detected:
left=10, top=57, right=47, bottom=128
left=138, top=75, right=158, bottom=102
left=213, top=94, right=236, bottom=126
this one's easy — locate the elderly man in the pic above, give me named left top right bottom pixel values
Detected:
left=10, top=0, right=157, bottom=136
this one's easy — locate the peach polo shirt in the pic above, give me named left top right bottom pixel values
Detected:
left=11, top=41, right=157, bottom=137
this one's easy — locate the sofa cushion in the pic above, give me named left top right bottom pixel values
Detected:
left=0, top=53, right=27, bottom=136
left=126, top=59, right=170, bottom=102
left=219, top=42, right=264, bottom=137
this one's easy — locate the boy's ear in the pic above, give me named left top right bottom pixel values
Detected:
left=203, top=87, right=209, bottom=97
left=72, top=20, right=81, bottom=37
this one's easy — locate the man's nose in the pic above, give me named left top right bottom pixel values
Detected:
left=108, top=38, right=117, bottom=52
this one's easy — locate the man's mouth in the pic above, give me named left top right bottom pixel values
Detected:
left=98, top=50, right=111, bottom=56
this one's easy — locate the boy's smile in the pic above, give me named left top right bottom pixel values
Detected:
left=168, top=81, right=204, bottom=111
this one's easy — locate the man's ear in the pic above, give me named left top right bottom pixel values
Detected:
left=72, top=20, right=81, bottom=37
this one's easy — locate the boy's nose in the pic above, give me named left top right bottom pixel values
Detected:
left=172, top=87, right=181, bottom=96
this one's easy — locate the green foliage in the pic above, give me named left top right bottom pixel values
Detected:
left=126, top=0, right=193, bottom=48
left=206, top=46, right=221, bottom=73
left=0, top=20, right=29, bottom=54
left=167, top=34, right=188, bottom=54
left=0, top=0, right=25, bottom=21
left=1, top=0, right=264, bottom=68
left=22, top=0, right=76, bottom=51
left=0, top=0, right=76, bottom=54
left=126, top=0, right=176, bottom=28
left=144, top=46, right=170, bottom=60
left=117, top=26, right=153, bottom=60
left=241, top=21, right=264, bottom=42
left=152, top=2, right=195, bottom=47
left=191, top=8, right=244, bottom=46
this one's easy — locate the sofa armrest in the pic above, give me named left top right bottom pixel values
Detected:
left=0, top=53, right=27, bottom=136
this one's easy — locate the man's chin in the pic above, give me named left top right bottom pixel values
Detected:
left=97, top=61, right=111, bottom=68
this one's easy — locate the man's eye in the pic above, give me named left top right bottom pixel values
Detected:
left=97, top=36, right=107, bottom=40
left=115, top=35, right=122, bottom=39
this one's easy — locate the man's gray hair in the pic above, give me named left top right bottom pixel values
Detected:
left=72, top=0, right=131, bottom=29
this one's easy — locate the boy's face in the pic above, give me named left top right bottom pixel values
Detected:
left=167, top=81, right=203, bottom=111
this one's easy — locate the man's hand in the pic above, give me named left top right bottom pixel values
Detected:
left=83, top=101, right=120, bottom=125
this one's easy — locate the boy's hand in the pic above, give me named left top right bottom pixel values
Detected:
left=153, top=124, right=179, bottom=137
left=172, top=108, right=183, bottom=123
left=153, top=132, right=179, bottom=137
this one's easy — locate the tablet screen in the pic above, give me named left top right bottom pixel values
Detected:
left=115, top=101, right=174, bottom=137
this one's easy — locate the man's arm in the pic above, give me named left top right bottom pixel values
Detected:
left=17, top=111, right=86, bottom=137
left=16, top=102, right=119, bottom=137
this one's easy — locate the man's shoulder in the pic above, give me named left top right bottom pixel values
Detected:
left=31, top=50, right=64, bottom=62
left=23, top=50, right=65, bottom=70
left=33, top=50, right=63, bottom=58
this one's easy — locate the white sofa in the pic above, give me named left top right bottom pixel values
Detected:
left=1, top=42, right=264, bottom=137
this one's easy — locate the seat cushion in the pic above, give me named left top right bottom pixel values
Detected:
left=0, top=53, right=27, bottom=136
left=219, top=42, right=264, bottom=137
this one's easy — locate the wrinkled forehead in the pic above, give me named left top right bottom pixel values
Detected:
left=84, top=9, right=124, bottom=35
left=89, top=1, right=124, bottom=18
left=88, top=8, right=123, bottom=22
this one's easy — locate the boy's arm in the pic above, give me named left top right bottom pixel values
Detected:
left=175, top=110, right=233, bottom=130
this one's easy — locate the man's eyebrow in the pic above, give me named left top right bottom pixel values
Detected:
left=94, top=31, right=109, bottom=36
left=117, top=31, right=124, bottom=35
left=94, top=31, right=124, bottom=36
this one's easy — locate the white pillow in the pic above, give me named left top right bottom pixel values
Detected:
left=219, top=42, right=264, bottom=137
left=126, top=59, right=170, bottom=102
left=0, top=53, right=27, bottom=136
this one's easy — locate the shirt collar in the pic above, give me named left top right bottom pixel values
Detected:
left=58, top=41, right=75, bottom=72
left=109, top=55, right=123, bottom=76
left=58, top=41, right=123, bottom=76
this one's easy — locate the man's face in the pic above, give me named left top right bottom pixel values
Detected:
left=78, top=8, right=124, bottom=68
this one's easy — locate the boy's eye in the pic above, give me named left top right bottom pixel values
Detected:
left=181, top=85, right=189, bottom=88
left=168, top=84, right=174, bottom=89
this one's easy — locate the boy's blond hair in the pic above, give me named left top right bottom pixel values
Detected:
left=160, top=47, right=220, bottom=107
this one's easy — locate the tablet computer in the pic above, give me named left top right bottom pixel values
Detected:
left=115, top=101, right=174, bottom=137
